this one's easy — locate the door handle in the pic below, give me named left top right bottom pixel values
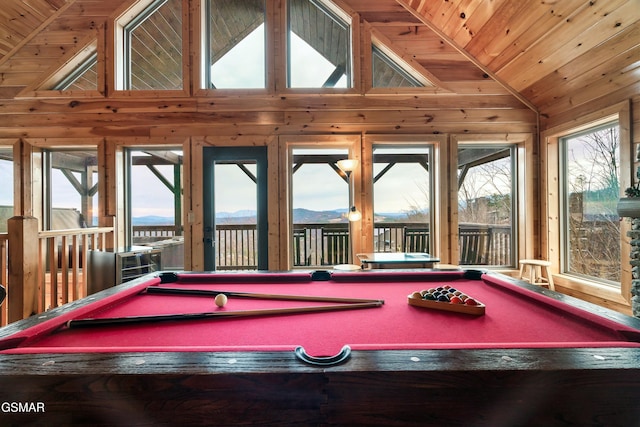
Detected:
left=204, top=226, right=215, bottom=247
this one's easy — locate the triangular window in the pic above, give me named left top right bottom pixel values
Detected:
left=372, top=45, right=425, bottom=88
left=123, top=0, right=183, bottom=90
left=205, top=0, right=266, bottom=89
left=51, top=53, right=98, bottom=91
left=287, top=0, right=351, bottom=88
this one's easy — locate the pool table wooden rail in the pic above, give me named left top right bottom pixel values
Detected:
left=0, top=347, right=639, bottom=426
left=0, top=270, right=639, bottom=426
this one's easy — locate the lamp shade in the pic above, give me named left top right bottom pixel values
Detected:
left=337, top=158, right=358, bottom=172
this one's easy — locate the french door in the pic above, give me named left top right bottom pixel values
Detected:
left=203, top=147, right=268, bottom=270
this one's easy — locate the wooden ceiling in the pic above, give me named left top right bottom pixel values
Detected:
left=0, top=0, right=637, bottom=121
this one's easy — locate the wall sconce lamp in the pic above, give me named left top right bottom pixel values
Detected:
left=337, top=158, right=361, bottom=222
left=337, top=158, right=361, bottom=267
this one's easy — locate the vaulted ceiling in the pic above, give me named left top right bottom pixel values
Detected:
left=0, top=0, right=637, bottom=122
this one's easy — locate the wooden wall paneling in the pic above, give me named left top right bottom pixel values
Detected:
left=446, top=133, right=458, bottom=264
left=541, top=81, right=640, bottom=131
left=276, top=135, right=290, bottom=270
left=359, top=134, right=373, bottom=254
left=349, top=135, right=363, bottom=258
left=436, top=0, right=487, bottom=45
left=190, top=0, right=203, bottom=94
left=182, top=136, right=194, bottom=270
left=266, top=137, right=282, bottom=270
left=497, top=0, right=634, bottom=93
left=190, top=137, right=205, bottom=271
left=273, top=0, right=286, bottom=93
left=349, top=7, right=362, bottom=94
left=436, top=0, right=498, bottom=47
left=522, top=22, right=640, bottom=102
left=105, top=2, right=117, bottom=96
left=432, top=134, right=448, bottom=262
left=358, top=20, right=372, bottom=92
left=544, top=133, right=560, bottom=277
left=0, top=93, right=524, bottom=114
left=7, top=216, right=38, bottom=322
left=0, top=0, right=77, bottom=63
left=520, top=133, right=535, bottom=261
left=396, top=0, right=537, bottom=112
left=469, top=0, right=586, bottom=71
left=461, top=0, right=540, bottom=65
left=180, top=0, right=191, bottom=96
left=538, top=52, right=640, bottom=120
left=12, top=140, right=41, bottom=219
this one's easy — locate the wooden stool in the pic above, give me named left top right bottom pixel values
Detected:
left=518, top=259, right=555, bottom=291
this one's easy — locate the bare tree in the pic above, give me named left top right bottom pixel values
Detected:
left=565, top=125, right=620, bottom=282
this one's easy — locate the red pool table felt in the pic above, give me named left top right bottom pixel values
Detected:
left=2, top=270, right=639, bottom=356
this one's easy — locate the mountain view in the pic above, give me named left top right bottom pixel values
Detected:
left=132, top=208, right=409, bottom=225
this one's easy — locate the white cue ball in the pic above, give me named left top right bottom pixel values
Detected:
left=214, top=293, right=228, bottom=308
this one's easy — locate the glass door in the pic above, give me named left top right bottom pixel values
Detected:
left=203, top=147, right=268, bottom=270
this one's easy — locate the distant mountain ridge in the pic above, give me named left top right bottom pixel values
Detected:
left=132, top=208, right=409, bottom=225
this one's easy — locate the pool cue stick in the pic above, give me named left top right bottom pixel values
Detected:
left=66, top=301, right=383, bottom=329
left=145, top=286, right=385, bottom=305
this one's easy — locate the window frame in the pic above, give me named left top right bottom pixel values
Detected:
left=371, top=45, right=424, bottom=88
left=363, top=135, right=447, bottom=262
left=370, top=143, right=435, bottom=253
left=202, top=0, right=268, bottom=90
left=112, top=0, right=189, bottom=96
left=42, top=148, right=100, bottom=231
left=543, top=100, right=633, bottom=310
left=285, top=0, right=354, bottom=91
left=456, top=143, right=518, bottom=268
left=559, top=121, right=621, bottom=285
left=451, top=134, right=532, bottom=271
left=279, top=134, right=362, bottom=270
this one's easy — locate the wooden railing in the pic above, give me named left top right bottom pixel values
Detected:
left=133, top=225, right=182, bottom=243
left=215, top=224, right=257, bottom=270
left=1, top=225, right=113, bottom=327
left=38, top=227, right=113, bottom=312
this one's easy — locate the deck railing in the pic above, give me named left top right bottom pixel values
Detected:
left=38, top=227, right=113, bottom=311
left=133, top=225, right=182, bottom=243
left=212, top=222, right=513, bottom=269
left=1, top=225, right=113, bottom=327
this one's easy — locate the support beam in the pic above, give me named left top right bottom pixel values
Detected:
left=7, top=216, right=38, bottom=322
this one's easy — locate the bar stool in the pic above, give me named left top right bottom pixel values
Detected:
left=518, top=259, right=555, bottom=291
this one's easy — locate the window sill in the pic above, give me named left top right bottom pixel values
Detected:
left=498, top=269, right=631, bottom=316
left=552, top=274, right=631, bottom=315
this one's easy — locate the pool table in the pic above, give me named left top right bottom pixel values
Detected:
left=0, top=269, right=639, bottom=426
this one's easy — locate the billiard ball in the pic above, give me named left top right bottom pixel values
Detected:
left=214, top=293, right=228, bottom=307
left=449, top=296, right=463, bottom=304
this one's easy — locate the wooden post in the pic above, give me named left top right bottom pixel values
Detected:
left=7, top=216, right=39, bottom=322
